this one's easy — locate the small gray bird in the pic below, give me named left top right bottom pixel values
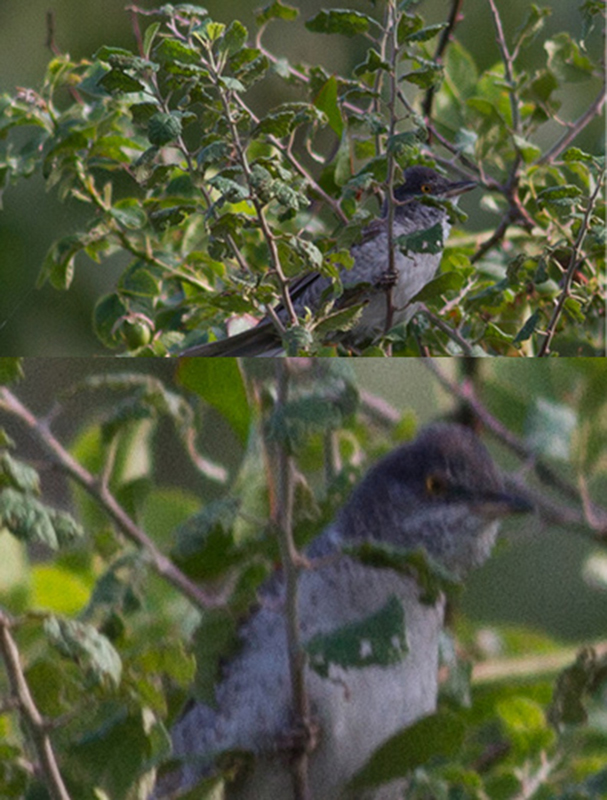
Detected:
left=179, top=167, right=476, bottom=356
left=152, top=423, right=531, bottom=800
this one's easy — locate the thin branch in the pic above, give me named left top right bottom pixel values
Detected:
left=486, top=0, right=520, bottom=135
left=0, top=610, right=71, bottom=800
left=421, top=0, right=465, bottom=123
left=421, top=360, right=607, bottom=535
left=537, top=172, right=605, bottom=356
left=416, top=305, right=476, bottom=355
left=0, top=388, right=221, bottom=611
left=538, top=84, right=606, bottom=165
left=271, top=363, right=312, bottom=800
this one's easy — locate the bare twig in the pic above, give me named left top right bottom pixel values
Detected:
left=270, top=363, right=312, bottom=800
left=538, top=84, right=606, bottom=165
left=422, top=360, right=607, bottom=535
left=0, top=610, right=71, bottom=800
left=537, top=172, right=605, bottom=356
left=421, top=0, right=465, bottom=123
left=0, top=388, right=221, bottom=611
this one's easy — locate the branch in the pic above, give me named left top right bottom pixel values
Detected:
left=538, top=84, right=606, bottom=165
left=0, top=388, right=221, bottom=612
left=422, top=360, right=607, bottom=536
left=270, top=363, right=312, bottom=800
left=421, top=0, right=465, bottom=123
left=537, top=172, right=605, bottom=356
left=0, top=610, right=71, bottom=800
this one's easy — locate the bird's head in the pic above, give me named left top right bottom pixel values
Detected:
left=395, top=166, right=476, bottom=201
left=338, top=423, right=532, bottom=577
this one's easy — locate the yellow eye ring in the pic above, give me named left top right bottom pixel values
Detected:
left=420, top=183, right=432, bottom=193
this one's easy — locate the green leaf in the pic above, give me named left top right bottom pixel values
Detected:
left=314, top=76, right=343, bottom=137
left=178, top=359, right=251, bottom=444
left=0, top=489, right=58, bottom=549
left=192, top=608, right=240, bottom=705
left=349, top=710, right=466, bottom=791
left=513, top=4, right=552, bottom=50
left=306, top=595, right=407, bottom=678
left=0, top=453, right=40, bottom=493
left=545, top=32, right=594, bottom=82
left=343, top=541, right=460, bottom=605
left=400, top=65, right=443, bottom=89
left=93, top=293, right=129, bottom=349
left=0, top=359, right=23, bottom=385
left=255, top=1, right=299, bottom=25
left=220, top=20, right=248, bottom=56
left=410, top=270, right=465, bottom=303
left=171, top=497, right=241, bottom=581
left=98, top=68, right=145, bottom=94
left=305, top=9, right=374, bottom=37
left=44, top=616, right=122, bottom=687
left=512, top=310, right=540, bottom=343
left=154, top=38, right=202, bottom=66
left=548, top=647, right=607, bottom=727
left=396, top=221, right=444, bottom=256
left=32, top=564, right=90, bottom=614
left=148, top=112, right=183, bottom=146
left=497, top=696, right=554, bottom=756
left=38, top=234, right=85, bottom=290
left=513, top=134, right=542, bottom=163
left=407, top=23, right=447, bottom=43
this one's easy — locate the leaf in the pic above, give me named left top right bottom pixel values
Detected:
left=255, top=1, right=299, bottom=25
left=348, top=710, right=466, bottom=791
left=306, top=595, right=407, bottom=678
left=313, top=76, right=343, bottom=137
left=192, top=608, right=240, bottom=705
left=305, top=9, right=374, bottom=37
left=396, top=221, right=444, bottom=256
left=512, top=310, right=540, bottom=344
left=0, top=453, right=40, bottom=493
left=0, top=359, right=23, bottom=385
left=0, top=489, right=58, bottom=549
left=178, top=359, right=251, bottom=444
left=98, top=68, right=145, bottom=94
left=93, top=293, right=129, bottom=349
left=410, top=271, right=464, bottom=303
left=148, top=112, right=183, bottom=146
left=220, top=20, right=248, bottom=56
left=44, top=616, right=122, bottom=688
left=154, top=38, right=201, bottom=66
left=32, top=565, right=90, bottom=615
left=343, top=541, right=460, bottom=605
left=407, top=23, right=448, bottom=43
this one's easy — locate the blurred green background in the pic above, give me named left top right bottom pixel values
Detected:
left=0, top=0, right=603, bottom=355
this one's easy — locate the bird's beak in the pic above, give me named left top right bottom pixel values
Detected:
left=468, top=489, right=534, bottom=519
left=443, top=179, right=477, bottom=198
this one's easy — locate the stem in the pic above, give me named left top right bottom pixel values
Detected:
left=271, top=363, right=312, bottom=800
left=0, top=388, right=219, bottom=612
left=537, top=172, right=605, bottom=356
left=0, top=610, right=71, bottom=800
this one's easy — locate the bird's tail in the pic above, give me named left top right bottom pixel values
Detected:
left=178, top=323, right=282, bottom=357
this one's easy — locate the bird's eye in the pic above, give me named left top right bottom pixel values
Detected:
left=420, top=183, right=432, bottom=194
left=425, top=473, right=448, bottom=496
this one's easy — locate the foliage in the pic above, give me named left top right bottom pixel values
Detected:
left=0, top=2, right=604, bottom=355
left=1, top=358, right=607, bottom=797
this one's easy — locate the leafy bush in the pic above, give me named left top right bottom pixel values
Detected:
left=1, top=357, right=607, bottom=797
left=0, top=2, right=604, bottom=355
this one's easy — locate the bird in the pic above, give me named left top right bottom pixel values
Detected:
left=152, top=422, right=532, bottom=800
left=178, top=166, right=476, bottom=356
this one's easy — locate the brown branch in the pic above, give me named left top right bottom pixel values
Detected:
left=0, top=388, right=221, bottom=611
left=421, top=360, right=607, bottom=535
left=0, top=610, right=71, bottom=800
left=422, top=0, right=465, bottom=123
left=538, top=84, right=606, bottom=165
left=270, top=363, right=312, bottom=800
left=537, top=172, right=605, bottom=356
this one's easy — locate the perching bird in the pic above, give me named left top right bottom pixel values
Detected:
left=179, top=166, right=476, bottom=356
left=152, top=423, right=532, bottom=800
